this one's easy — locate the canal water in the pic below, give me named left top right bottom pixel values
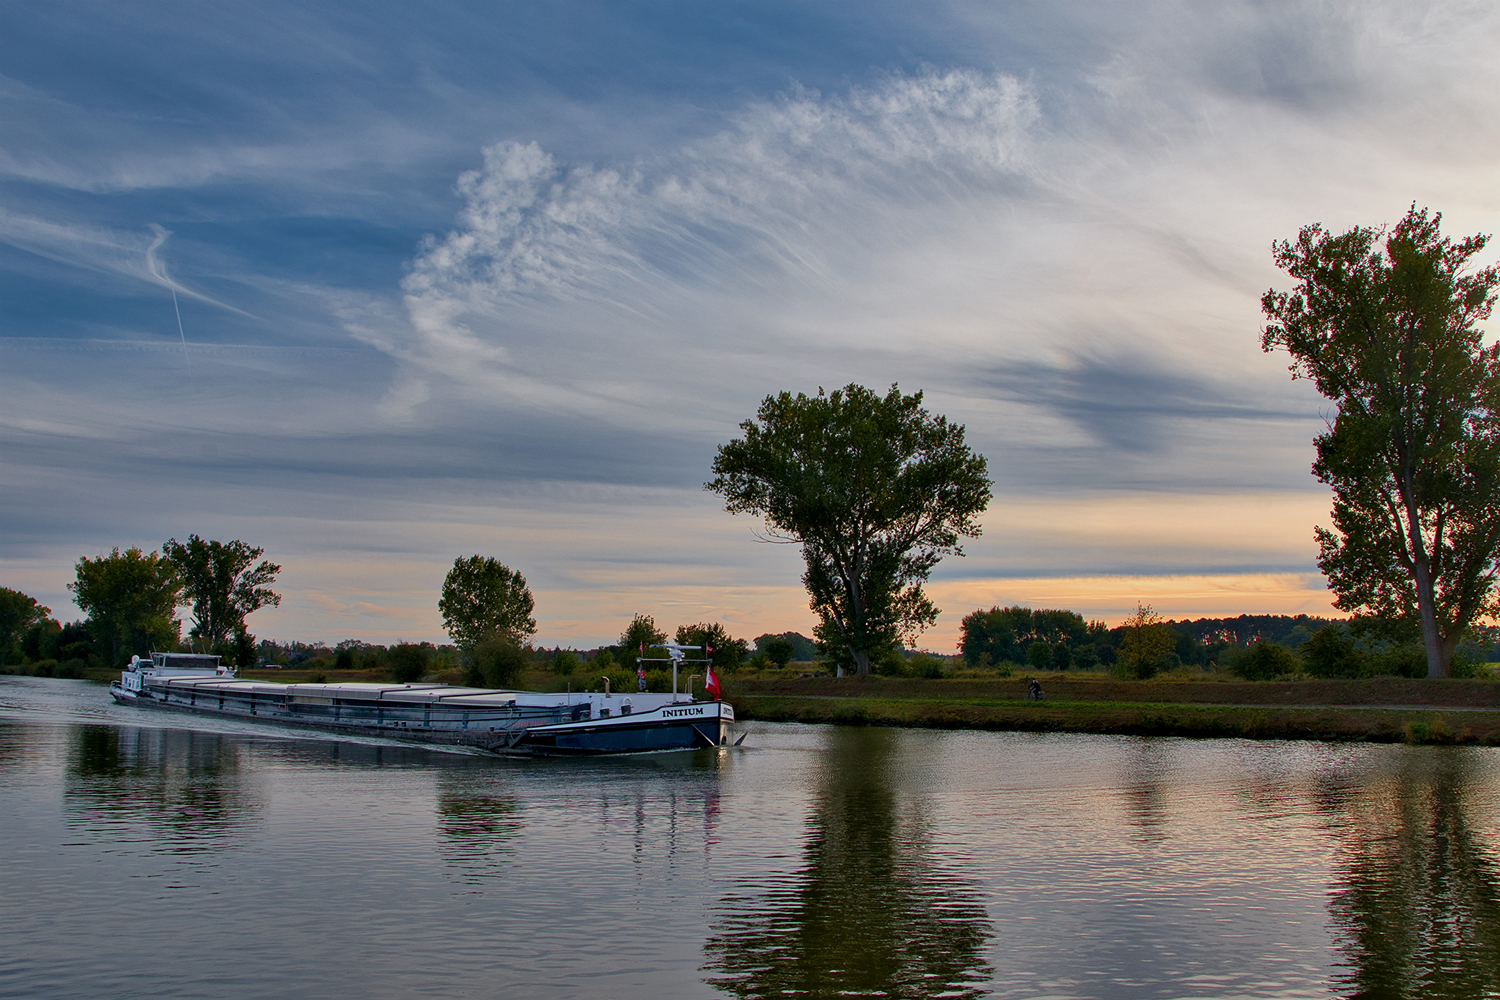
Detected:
left=2, top=676, right=1498, bottom=999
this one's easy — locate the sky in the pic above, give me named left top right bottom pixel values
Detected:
left=2, top=0, right=1498, bottom=650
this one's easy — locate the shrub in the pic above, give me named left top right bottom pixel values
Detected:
left=1233, top=641, right=1301, bottom=681
left=1303, top=625, right=1369, bottom=679
left=1451, top=656, right=1491, bottom=679
left=1369, top=644, right=1427, bottom=678
left=334, top=647, right=355, bottom=671
left=471, top=634, right=527, bottom=688
left=552, top=649, right=579, bottom=675
left=1026, top=641, right=1052, bottom=670
left=388, top=643, right=432, bottom=683
left=763, top=637, right=795, bottom=667
left=908, top=652, right=944, bottom=678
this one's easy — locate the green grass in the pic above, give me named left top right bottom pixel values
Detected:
left=722, top=673, right=1500, bottom=744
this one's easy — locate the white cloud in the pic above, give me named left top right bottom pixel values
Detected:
left=0, top=210, right=251, bottom=314
left=391, top=70, right=1041, bottom=426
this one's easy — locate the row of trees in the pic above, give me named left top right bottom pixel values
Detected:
left=1, top=537, right=280, bottom=670
left=960, top=602, right=1498, bottom=680
left=698, top=206, right=1500, bottom=681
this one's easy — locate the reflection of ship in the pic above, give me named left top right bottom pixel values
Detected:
left=110, top=651, right=735, bottom=755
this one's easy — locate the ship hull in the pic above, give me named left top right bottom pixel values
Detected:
left=110, top=676, right=734, bottom=756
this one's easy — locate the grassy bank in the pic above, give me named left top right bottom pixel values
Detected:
left=723, top=673, right=1500, bottom=744
left=24, top=662, right=1499, bottom=744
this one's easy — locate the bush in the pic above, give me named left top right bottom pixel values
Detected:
left=1233, top=641, right=1301, bottom=681
left=388, top=643, right=432, bottom=683
left=1451, top=656, right=1492, bottom=679
left=1026, top=641, right=1052, bottom=670
left=1303, top=625, right=1369, bottom=679
left=553, top=649, right=579, bottom=675
left=1370, top=644, right=1427, bottom=678
left=747, top=651, right=770, bottom=671
left=908, top=652, right=944, bottom=678
left=471, top=635, right=527, bottom=689
left=334, top=647, right=356, bottom=671
left=763, top=637, right=795, bottom=667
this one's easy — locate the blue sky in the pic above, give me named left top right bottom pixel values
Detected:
left=3, top=0, right=1498, bottom=648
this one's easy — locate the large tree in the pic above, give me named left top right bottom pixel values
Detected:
left=439, top=555, right=536, bottom=651
left=1262, top=206, right=1500, bottom=678
left=0, top=588, right=52, bottom=665
left=163, top=536, right=282, bottom=651
left=709, top=384, right=991, bottom=675
left=71, top=547, right=182, bottom=665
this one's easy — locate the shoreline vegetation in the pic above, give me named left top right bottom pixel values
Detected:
left=12, top=660, right=1499, bottom=747
left=725, top=672, right=1500, bottom=745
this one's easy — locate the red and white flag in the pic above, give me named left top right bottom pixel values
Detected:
left=704, top=660, right=721, bottom=700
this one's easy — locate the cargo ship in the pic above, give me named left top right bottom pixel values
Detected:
left=109, top=647, right=735, bottom=755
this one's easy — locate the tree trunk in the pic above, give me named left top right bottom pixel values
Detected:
left=1401, top=475, right=1449, bottom=679
left=853, top=648, right=870, bottom=676
left=1411, top=558, right=1448, bottom=678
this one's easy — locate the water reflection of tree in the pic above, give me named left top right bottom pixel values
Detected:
left=63, top=725, right=259, bottom=844
left=1117, top=738, right=1173, bottom=843
left=435, top=770, right=523, bottom=884
left=1329, top=748, right=1500, bottom=999
left=704, top=728, right=993, bottom=999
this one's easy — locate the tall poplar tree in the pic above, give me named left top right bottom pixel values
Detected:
left=1262, top=206, right=1500, bottom=677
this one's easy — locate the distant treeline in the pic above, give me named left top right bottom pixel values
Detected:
left=960, top=606, right=1500, bottom=680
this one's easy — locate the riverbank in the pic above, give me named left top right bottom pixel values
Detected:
left=724, top=674, right=1500, bottom=744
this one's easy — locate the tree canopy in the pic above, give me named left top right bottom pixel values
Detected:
left=439, top=555, right=536, bottom=651
left=762, top=636, right=796, bottom=667
left=1262, top=205, right=1500, bottom=677
left=960, top=605, right=1097, bottom=667
left=1116, top=604, right=1175, bottom=679
left=709, top=384, right=991, bottom=675
left=71, top=547, right=181, bottom=665
left=163, top=536, right=282, bottom=652
left=620, top=613, right=667, bottom=654
left=674, top=622, right=748, bottom=671
left=0, top=588, right=52, bottom=665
